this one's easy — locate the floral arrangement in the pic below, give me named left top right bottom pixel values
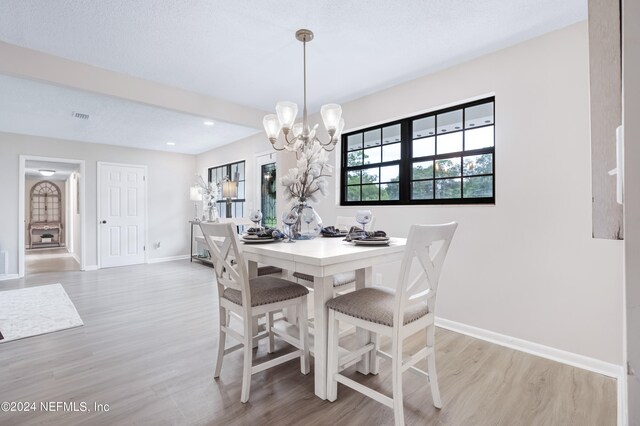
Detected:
left=195, top=175, right=219, bottom=203
left=195, top=175, right=219, bottom=221
left=280, top=142, right=332, bottom=203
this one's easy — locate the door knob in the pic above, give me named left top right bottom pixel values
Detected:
left=101, top=220, right=107, bottom=224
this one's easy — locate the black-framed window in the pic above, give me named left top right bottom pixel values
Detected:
left=208, top=160, right=246, bottom=218
left=341, top=97, right=495, bottom=205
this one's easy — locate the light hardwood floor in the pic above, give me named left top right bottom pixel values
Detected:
left=25, top=248, right=80, bottom=275
left=0, top=260, right=616, bottom=425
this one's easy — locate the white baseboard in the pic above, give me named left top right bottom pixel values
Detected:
left=83, top=265, right=98, bottom=271
left=435, top=317, right=624, bottom=379
left=147, top=255, right=190, bottom=264
left=436, top=317, right=627, bottom=426
left=70, top=252, right=80, bottom=264
left=0, top=274, right=20, bottom=282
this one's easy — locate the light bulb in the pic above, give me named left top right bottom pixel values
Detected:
left=263, top=114, right=281, bottom=140
left=321, top=103, right=342, bottom=132
left=276, top=101, right=298, bottom=130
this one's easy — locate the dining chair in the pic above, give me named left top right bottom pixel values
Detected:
left=293, top=215, right=376, bottom=292
left=199, top=222, right=310, bottom=403
left=326, top=222, right=458, bottom=425
left=226, top=217, right=284, bottom=277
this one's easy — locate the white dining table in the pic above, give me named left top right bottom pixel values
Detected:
left=242, top=236, right=407, bottom=400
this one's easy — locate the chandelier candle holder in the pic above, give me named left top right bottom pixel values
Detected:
left=263, top=29, right=345, bottom=154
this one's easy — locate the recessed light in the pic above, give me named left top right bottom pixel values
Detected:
left=166, top=142, right=176, bottom=146
left=39, top=169, right=55, bottom=177
left=203, top=121, right=215, bottom=126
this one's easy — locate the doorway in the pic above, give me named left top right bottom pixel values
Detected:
left=18, top=155, right=86, bottom=277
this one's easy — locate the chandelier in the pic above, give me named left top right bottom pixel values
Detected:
left=263, top=29, right=345, bottom=153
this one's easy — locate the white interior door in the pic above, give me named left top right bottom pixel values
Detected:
left=98, top=163, right=146, bottom=268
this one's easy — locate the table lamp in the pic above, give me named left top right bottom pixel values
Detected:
left=222, top=178, right=238, bottom=218
left=190, top=185, right=201, bottom=221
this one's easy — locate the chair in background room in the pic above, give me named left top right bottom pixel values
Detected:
left=326, top=222, right=458, bottom=425
left=199, top=222, right=310, bottom=403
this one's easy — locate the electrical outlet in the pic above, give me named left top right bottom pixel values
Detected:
left=375, top=273, right=383, bottom=285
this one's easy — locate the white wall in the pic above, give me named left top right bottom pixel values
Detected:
left=66, top=171, right=81, bottom=259
left=197, top=22, right=623, bottom=365
left=338, top=21, right=622, bottom=365
left=0, top=132, right=196, bottom=273
left=588, top=0, right=623, bottom=240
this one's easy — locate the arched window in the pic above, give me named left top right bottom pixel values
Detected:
left=30, top=180, right=61, bottom=222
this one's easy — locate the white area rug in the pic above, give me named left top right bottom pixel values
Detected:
left=0, top=283, right=83, bottom=343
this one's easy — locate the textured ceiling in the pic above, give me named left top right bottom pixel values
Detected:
left=0, top=75, right=260, bottom=154
left=0, top=0, right=587, bottom=113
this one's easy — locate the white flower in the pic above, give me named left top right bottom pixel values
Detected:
left=194, top=175, right=219, bottom=202
left=280, top=141, right=333, bottom=203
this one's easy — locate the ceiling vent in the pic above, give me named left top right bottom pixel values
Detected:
left=72, top=111, right=90, bottom=120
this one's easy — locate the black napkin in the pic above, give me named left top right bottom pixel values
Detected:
left=321, top=226, right=347, bottom=236
left=254, top=227, right=284, bottom=240
left=344, top=226, right=388, bottom=242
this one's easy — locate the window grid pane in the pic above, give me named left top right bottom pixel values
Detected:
left=343, top=97, right=494, bottom=205
left=209, top=160, right=246, bottom=218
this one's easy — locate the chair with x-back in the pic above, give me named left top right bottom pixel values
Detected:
left=199, top=222, right=310, bottom=403
left=326, top=222, right=457, bottom=425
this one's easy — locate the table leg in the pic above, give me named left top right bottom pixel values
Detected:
left=284, top=270, right=297, bottom=324
left=313, top=275, right=333, bottom=399
left=248, top=261, right=260, bottom=349
left=190, top=222, right=194, bottom=262
left=355, top=267, right=375, bottom=375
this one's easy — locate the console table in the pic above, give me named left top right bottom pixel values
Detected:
left=190, top=220, right=212, bottom=265
left=29, top=222, right=62, bottom=248
left=190, top=218, right=254, bottom=265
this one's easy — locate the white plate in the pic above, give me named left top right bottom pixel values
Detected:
left=241, top=234, right=272, bottom=240
left=351, top=239, right=390, bottom=246
left=241, top=237, right=277, bottom=244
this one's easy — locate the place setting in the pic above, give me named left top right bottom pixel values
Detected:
left=319, top=226, right=349, bottom=238
left=240, top=210, right=284, bottom=244
left=333, top=210, right=391, bottom=246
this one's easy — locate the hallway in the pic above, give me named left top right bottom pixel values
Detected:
left=25, top=248, right=80, bottom=275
